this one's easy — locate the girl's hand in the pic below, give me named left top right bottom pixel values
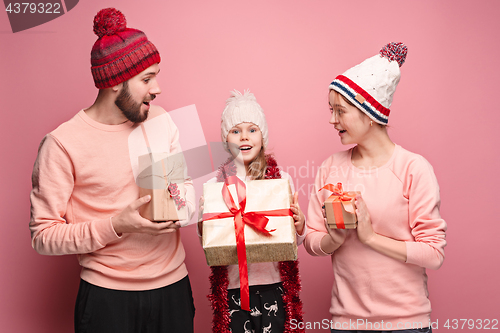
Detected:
left=355, top=194, right=375, bottom=244
left=291, top=192, right=305, bottom=235
left=197, top=196, right=204, bottom=236
left=198, top=196, right=205, bottom=222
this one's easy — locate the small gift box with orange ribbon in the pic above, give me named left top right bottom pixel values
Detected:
left=202, top=176, right=297, bottom=311
left=320, top=183, right=359, bottom=229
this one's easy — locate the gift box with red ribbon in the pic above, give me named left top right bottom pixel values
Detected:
left=320, top=183, right=359, bottom=229
left=202, top=177, right=297, bottom=265
left=202, top=176, right=297, bottom=310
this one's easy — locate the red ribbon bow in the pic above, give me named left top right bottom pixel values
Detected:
left=319, top=182, right=356, bottom=229
left=203, top=176, right=293, bottom=311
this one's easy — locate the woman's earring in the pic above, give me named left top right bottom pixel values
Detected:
left=370, top=121, right=373, bottom=127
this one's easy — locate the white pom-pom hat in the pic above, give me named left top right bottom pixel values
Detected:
left=221, top=90, right=268, bottom=151
left=329, top=42, right=408, bottom=125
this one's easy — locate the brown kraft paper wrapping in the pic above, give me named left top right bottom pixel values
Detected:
left=324, top=192, right=359, bottom=229
left=137, top=152, right=187, bottom=222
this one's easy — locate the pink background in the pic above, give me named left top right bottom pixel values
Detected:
left=1, top=0, right=499, bottom=332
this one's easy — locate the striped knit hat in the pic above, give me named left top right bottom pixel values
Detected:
left=329, top=42, right=408, bottom=125
left=91, top=8, right=161, bottom=89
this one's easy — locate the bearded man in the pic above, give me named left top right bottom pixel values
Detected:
left=29, top=8, right=195, bottom=333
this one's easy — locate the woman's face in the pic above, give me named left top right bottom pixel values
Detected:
left=226, top=122, right=263, bottom=166
left=329, top=90, right=371, bottom=145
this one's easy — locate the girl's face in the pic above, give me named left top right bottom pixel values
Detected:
left=226, top=122, right=263, bottom=166
left=329, top=90, right=371, bottom=145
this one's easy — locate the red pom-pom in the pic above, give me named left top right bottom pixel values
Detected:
left=93, top=8, right=127, bottom=38
left=379, top=42, right=408, bottom=67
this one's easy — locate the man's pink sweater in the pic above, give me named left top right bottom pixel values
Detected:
left=30, top=106, right=195, bottom=291
left=304, top=145, right=446, bottom=330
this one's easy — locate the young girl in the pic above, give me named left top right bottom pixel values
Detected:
left=199, top=90, right=306, bottom=333
left=304, top=43, right=447, bottom=333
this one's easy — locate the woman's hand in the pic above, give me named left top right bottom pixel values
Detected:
left=355, top=194, right=376, bottom=245
left=324, top=218, right=346, bottom=239
left=320, top=204, right=348, bottom=253
left=354, top=193, right=407, bottom=262
left=291, top=192, right=305, bottom=235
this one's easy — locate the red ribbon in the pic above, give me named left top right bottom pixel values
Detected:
left=203, top=176, right=293, bottom=311
left=319, top=183, right=356, bottom=229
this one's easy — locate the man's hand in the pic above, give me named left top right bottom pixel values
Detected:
left=111, top=195, right=180, bottom=236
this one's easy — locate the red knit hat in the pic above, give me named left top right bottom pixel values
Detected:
left=91, top=8, right=161, bottom=89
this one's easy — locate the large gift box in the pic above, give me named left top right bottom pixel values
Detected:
left=202, top=177, right=297, bottom=266
left=321, top=183, right=359, bottom=229
left=137, top=152, right=187, bottom=222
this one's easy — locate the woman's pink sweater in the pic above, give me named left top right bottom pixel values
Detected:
left=304, top=144, right=446, bottom=330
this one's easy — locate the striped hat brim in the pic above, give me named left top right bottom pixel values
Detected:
left=329, top=75, right=390, bottom=125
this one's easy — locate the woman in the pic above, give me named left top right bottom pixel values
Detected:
left=304, top=43, right=447, bottom=333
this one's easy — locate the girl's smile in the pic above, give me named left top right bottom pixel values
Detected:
left=226, top=122, right=263, bottom=166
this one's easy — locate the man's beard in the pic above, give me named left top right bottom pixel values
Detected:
left=115, top=81, right=155, bottom=123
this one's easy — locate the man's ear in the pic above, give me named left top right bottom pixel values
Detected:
left=112, top=82, right=123, bottom=92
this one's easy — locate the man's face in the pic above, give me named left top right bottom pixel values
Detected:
left=115, top=63, right=161, bottom=123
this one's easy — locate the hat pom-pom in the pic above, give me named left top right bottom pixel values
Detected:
left=379, top=42, right=408, bottom=67
left=227, top=89, right=258, bottom=106
left=93, top=8, right=127, bottom=38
